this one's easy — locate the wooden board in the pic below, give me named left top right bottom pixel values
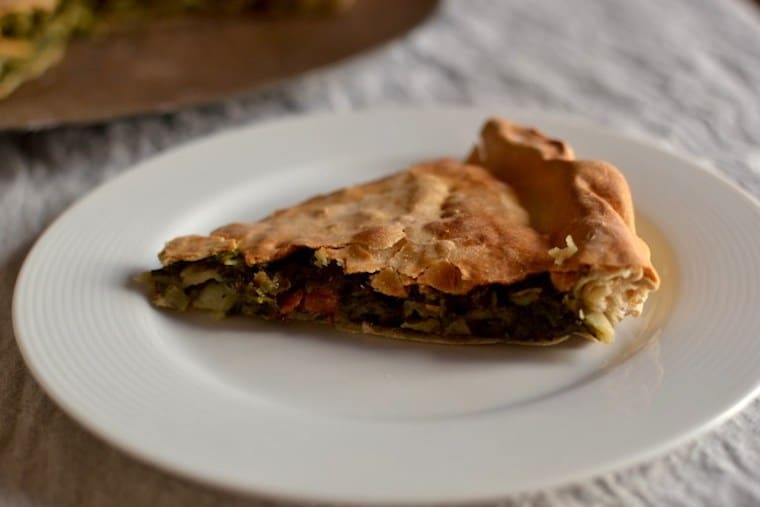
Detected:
left=0, top=0, right=438, bottom=129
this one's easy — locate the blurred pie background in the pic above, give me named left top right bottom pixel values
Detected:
left=0, top=0, right=437, bottom=128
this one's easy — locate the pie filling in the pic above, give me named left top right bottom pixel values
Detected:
left=144, top=249, right=588, bottom=342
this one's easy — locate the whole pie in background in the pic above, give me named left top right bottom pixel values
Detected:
left=0, top=0, right=354, bottom=99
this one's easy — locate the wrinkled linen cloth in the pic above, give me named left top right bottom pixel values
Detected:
left=1, top=1, right=759, bottom=506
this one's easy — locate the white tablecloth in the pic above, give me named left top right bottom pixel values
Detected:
left=1, top=1, right=759, bottom=505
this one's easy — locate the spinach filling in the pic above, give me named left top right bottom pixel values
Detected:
left=145, top=249, right=586, bottom=342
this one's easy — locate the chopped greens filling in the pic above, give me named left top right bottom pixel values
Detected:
left=144, top=249, right=587, bottom=342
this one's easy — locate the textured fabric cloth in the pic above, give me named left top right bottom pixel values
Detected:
left=1, top=0, right=759, bottom=505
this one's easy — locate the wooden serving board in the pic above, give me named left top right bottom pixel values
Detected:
left=0, top=0, right=438, bottom=129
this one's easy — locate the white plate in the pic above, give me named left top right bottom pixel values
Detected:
left=13, top=109, right=760, bottom=505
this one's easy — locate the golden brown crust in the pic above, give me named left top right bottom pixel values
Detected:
left=468, top=118, right=659, bottom=289
left=161, top=159, right=556, bottom=295
left=160, top=234, right=238, bottom=264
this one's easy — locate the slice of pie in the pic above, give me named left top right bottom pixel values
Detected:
left=142, top=118, right=659, bottom=345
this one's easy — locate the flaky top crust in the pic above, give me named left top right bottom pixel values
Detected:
left=468, top=118, right=659, bottom=292
left=161, top=159, right=557, bottom=296
left=159, top=118, right=659, bottom=302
